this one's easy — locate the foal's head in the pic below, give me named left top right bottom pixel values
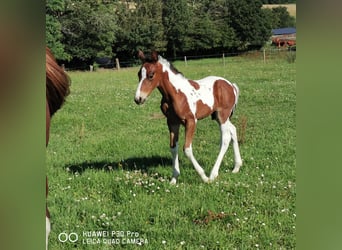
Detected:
left=134, top=50, right=163, bottom=105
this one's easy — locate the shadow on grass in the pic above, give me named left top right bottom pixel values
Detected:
left=65, top=156, right=171, bottom=174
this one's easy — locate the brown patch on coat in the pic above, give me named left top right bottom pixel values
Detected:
left=196, top=100, right=213, bottom=120
left=189, top=80, right=200, bottom=90
left=212, top=79, right=236, bottom=123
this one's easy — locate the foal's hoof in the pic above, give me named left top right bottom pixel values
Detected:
left=202, top=176, right=210, bottom=183
left=170, top=178, right=177, bottom=185
left=209, top=174, right=218, bottom=182
left=232, top=165, right=241, bottom=173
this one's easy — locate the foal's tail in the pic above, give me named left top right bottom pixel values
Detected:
left=231, top=83, right=239, bottom=117
left=232, top=83, right=239, bottom=105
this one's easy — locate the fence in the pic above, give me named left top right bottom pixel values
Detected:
left=64, top=47, right=296, bottom=71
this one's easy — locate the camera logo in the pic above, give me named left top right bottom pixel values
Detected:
left=58, top=232, right=79, bottom=243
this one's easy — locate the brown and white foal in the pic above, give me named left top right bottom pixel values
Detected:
left=134, top=51, right=242, bottom=184
left=46, top=47, right=70, bottom=249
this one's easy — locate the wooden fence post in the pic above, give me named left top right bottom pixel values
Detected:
left=115, top=58, right=120, bottom=70
left=222, top=53, right=226, bottom=66
left=184, top=56, right=187, bottom=66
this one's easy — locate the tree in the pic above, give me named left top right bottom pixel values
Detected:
left=270, top=6, right=296, bottom=28
left=162, top=0, right=191, bottom=58
left=59, top=0, right=118, bottom=64
left=185, top=1, right=215, bottom=54
left=196, top=0, right=237, bottom=52
left=46, top=0, right=70, bottom=60
left=227, top=0, right=272, bottom=50
left=114, top=0, right=166, bottom=61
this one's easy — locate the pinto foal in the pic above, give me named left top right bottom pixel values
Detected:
left=46, top=47, right=70, bottom=248
left=134, top=51, right=242, bottom=184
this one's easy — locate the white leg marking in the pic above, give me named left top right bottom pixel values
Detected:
left=170, top=143, right=180, bottom=184
left=209, top=121, right=232, bottom=181
left=184, top=145, right=209, bottom=183
left=229, top=121, right=243, bottom=173
left=46, top=216, right=51, bottom=250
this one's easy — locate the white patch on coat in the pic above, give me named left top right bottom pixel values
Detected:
left=158, top=56, right=236, bottom=116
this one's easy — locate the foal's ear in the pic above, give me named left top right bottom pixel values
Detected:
left=151, top=50, right=158, bottom=62
left=138, top=50, right=145, bottom=61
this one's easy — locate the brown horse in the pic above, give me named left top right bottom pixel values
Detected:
left=134, top=51, right=242, bottom=184
left=46, top=47, right=70, bottom=249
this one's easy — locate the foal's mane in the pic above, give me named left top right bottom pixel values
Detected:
left=158, top=56, right=183, bottom=76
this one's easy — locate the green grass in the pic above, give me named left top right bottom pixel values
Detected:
left=47, top=55, right=296, bottom=249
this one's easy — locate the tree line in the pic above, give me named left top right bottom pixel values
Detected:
left=46, top=0, right=296, bottom=68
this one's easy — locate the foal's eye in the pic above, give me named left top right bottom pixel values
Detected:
left=148, top=72, right=154, bottom=80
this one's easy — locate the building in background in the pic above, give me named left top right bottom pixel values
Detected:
left=271, top=27, right=296, bottom=48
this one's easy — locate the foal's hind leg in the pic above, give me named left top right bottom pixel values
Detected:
left=229, top=121, right=243, bottom=173
left=209, top=119, right=242, bottom=181
left=209, top=120, right=232, bottom=181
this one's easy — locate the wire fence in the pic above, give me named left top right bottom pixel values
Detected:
left=63, top=47, right=296, bottom=71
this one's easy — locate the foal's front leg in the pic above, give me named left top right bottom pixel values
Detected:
left=184, top=119, right=209, bottom=183
left=168, top=121, right=180, bottom=184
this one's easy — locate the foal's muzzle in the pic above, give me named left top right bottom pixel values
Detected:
left=134, top=96, right=145, bottom=105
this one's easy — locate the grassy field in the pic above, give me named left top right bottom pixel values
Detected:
left=47, top=53, right=296, bottom=249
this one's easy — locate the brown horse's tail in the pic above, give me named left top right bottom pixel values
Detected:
left=46, top=47, right=71, bottom=116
